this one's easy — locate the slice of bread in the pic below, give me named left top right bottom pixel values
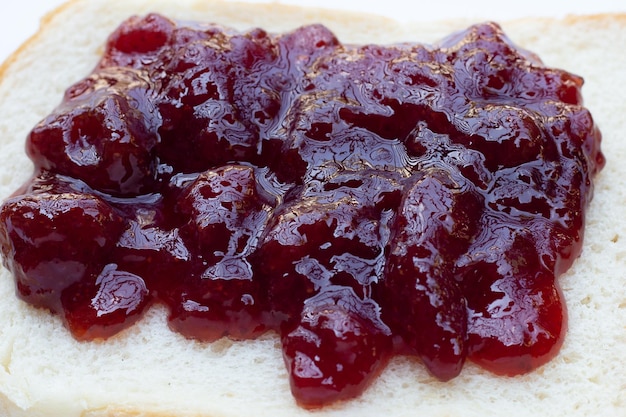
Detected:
left=0, top=1, right=624, bottom=416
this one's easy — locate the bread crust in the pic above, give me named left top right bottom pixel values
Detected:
left=0, top=1, right=624, bottom=416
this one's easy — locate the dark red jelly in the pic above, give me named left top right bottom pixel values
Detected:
left=0, top=14, right=604, bottom=408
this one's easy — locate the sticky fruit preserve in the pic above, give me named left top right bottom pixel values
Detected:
left=0, top=14, right=604, bottom=408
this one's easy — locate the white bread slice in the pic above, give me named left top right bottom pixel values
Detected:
left=0, top=1, right=624, bottom=416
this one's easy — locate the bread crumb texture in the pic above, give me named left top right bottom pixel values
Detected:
left=0, top=1, right=624, bottom=416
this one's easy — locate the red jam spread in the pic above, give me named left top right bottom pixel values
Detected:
left=0, top=14, right=605, bottom=408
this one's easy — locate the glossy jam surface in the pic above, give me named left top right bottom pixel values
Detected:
left=0, top=15, right=604, bottom=408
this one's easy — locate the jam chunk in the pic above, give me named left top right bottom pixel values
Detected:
left=380, top=168, right=482, bottom=381
left=164, top=165, right=272, bottom=341
left=0, top=14, right=604, bottom=408
left=62, top=264, right=151, bottom=340
left=0, top=183, right=125, bottom=312
left=282, top=287, right=392, bottom=407
left=27, top=68, right=161, bottom=196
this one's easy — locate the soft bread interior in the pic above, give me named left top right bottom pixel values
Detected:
left=0, top=1, right=624, bottom=416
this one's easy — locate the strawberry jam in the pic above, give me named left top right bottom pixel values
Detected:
left=0, top=14, right=604, bottom=408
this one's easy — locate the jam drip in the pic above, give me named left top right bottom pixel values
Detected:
left=0, top=15, right=604, bottom=408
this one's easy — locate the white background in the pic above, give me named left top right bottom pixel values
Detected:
left=1, top=0, right=625, bottom=64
